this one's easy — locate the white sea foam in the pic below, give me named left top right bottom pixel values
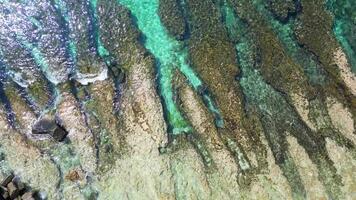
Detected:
left=75, top=66, right=108, bottom=85
left=8, top=71, right=30, bottom=88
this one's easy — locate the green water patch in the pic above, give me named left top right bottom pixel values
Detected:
left=221, top=2, right=291, bottom=115
left=220, top=1, right=343, bottom=198
left=326, top=0, right=356, bottom=73
left=118, top=0, right=223, bottom=134
left=251, top=0, right=327, bottom=85
left=222, top=4, right=306, bottom=197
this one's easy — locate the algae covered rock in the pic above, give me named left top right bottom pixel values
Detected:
left=0, top=0, right=355, bottom=199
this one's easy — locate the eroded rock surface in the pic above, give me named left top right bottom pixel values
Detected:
left=0, top=0, right=355, bottom=199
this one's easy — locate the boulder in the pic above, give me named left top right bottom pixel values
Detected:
left=7, top=182, right=19, bottom=199
left=32, top=118, right=68, bottom=142
left=31, top=119, right=56, bottom=135
left=21, top=192, right=35, bottom=200
left=1, top=174, right=14, bottom=186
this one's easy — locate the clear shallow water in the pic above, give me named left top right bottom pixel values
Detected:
left=0, top=0, right=354, bottom=199
left=0, top=0, right=352, bottom=132
left=119, top=0, right=223, bottom=134
left=252, top=0, right=327, bottom=85
left=220, top=1, right=354, bottom=199
left=326, top=0, right=356, bottom=73
left=119, top=0, right=192, bottom=134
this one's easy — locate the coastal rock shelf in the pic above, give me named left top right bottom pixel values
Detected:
left=0, top=0, right=355, bottom=199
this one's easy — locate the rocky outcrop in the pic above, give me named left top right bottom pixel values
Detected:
left=0, top=0, right=355, bottom=199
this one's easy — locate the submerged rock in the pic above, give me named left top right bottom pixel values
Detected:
left=32, top=119, right=57, bottom=135
left=0, top=0, right=355, bottom=199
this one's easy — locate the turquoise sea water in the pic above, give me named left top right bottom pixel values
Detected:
left=118, top=0, right=223, bottom=134
left=0, top=1, right=354, bottom=199
left=0, top=0, right=353, bottom=135
left=222, top=4, right=307, bottom=197
left=326, top=0, right=356, bottom=73
left=119, top=0, right=191, bottom=134
left=251, top=0, right=327, bottom=85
